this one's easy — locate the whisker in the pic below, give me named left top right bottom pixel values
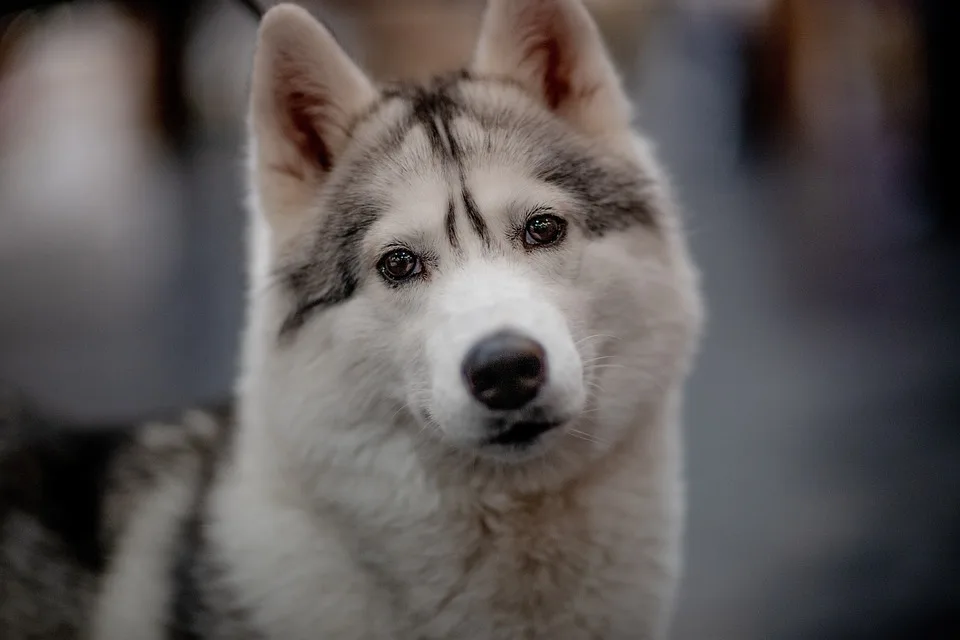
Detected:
left=575, top=333, right=619, bottom=347
left=391, top=403, right=411, bottom=421
left=565, top=428, right=607, bottom=447
left=571, top=429, right=606, bottom=444
left=581, top=355, right=619, bottom=365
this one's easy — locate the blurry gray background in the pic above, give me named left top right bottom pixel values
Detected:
left=1, top=0, right=958, bottom=638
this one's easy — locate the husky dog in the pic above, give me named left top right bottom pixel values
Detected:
left=0, top=0, right=703, bottom=638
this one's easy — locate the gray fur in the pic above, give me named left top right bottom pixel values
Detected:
left=278, top=72, right=656, bottom=336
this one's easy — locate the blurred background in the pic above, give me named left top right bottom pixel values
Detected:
left=0, top=0, right=957, bottom=637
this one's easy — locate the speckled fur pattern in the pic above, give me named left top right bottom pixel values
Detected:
left=0, top=392, right=231, bottom=640
left=0, top=1, right=703, bottom=638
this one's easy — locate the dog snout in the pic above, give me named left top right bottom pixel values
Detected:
left=462, top=330, right=547, bottom=411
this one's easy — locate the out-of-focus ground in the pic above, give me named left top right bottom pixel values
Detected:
left=1, top=1, right=958, bottom=638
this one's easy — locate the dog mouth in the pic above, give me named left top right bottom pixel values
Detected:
left=485, top=420, right=562, bottom=448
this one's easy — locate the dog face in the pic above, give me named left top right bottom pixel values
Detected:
left=242, top=0, right=702, bottom=468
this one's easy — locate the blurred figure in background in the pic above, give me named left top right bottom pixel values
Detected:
left=0, top=4, right=183, bottom=417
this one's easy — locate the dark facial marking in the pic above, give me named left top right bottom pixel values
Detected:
left=413, top=73, right=658, bottom=235
left=276, top=81, right=479, bottom=337
left=444, top=198, right=460, bottom=249
left=343, top=72, right=482, bottom=163
left=536, top=144, right=656, bottom=234
left=409, top=74, right=655, bottom=238
left=278, top=199, right=383, bottom=337
left=381, top=75, right=496, bottom=249
left=407, top=85, right=463, bottom=163
left=460, top=182, right=491, bottom=245
left=444, top=117, right=464, bottom=165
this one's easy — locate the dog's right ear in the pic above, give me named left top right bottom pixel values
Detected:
left=472, top=0, right=632, bottom=145
left=249, top=4, right=376, bottom=233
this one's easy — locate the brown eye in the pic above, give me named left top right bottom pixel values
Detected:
left=378, top=248, right=422, bottom=283
left=524, top=214, right=566, bottom=247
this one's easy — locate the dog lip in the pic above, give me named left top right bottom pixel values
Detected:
left=486, top=420, right=561, bottom=447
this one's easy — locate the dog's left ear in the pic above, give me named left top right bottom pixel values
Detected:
left=472, top=0, right=632, bottom=142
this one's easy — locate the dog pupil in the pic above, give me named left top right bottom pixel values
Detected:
left=387, top=251, right=414, bottom=277
left=529, top=217, right=557, bottom=243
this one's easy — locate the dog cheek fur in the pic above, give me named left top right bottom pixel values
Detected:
left=568, top=227, right=699, bottom=440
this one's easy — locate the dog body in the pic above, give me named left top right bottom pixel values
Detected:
left=0, top=1, right=703, bottom=638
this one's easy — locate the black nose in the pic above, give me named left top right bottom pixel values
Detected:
left=462, top=330, right=547, bottom=411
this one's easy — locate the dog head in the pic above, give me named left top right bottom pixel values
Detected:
left=241, top=0, right=702, bottom=471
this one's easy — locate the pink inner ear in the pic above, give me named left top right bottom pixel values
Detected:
left=514, top=5, right=576, bottom=111
left=283, top=89, right=333, bottom=174
left=528, top=35, right=572, bottom=110
left=513, top=6, right=602, bottom=114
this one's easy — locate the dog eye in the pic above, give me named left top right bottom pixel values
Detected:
left=523, top=214, right=566, bottom=248
left=378, top=248, right=422, bottom=283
